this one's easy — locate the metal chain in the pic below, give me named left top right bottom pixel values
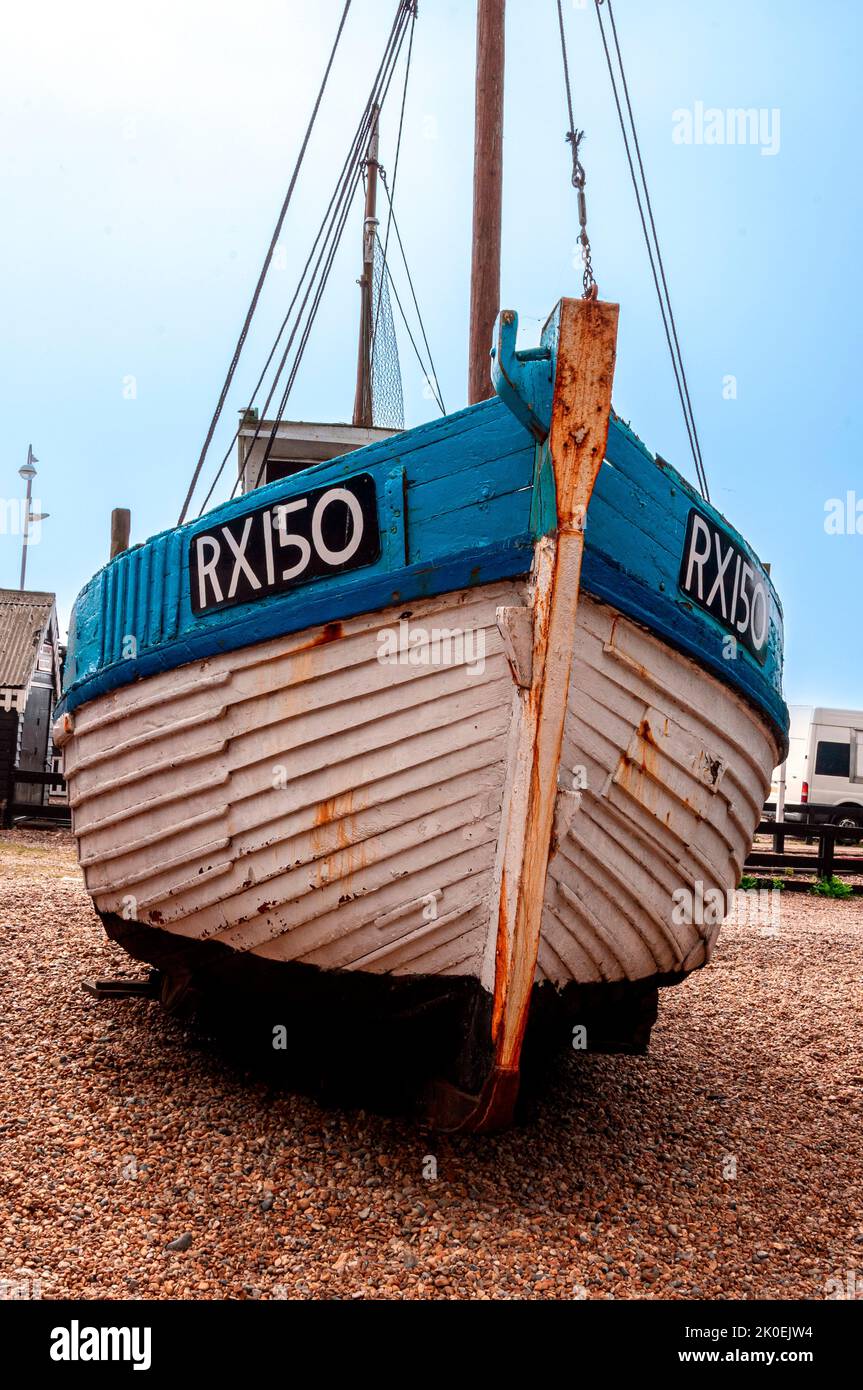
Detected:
left=557, top=0, right=598, bottom=299
left=567, top=129, right=597, bottom=299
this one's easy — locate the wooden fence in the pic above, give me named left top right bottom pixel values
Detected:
left=745, top=801, right=863, bottom=892
left=2, top=768, right=71, bottom=829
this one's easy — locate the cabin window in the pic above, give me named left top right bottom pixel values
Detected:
left=814, top=740, right=851, bottom=778
left=37, top=643, right=53, bottom=674
left=264, top=458, right=316, bottom=484
left=854, top=731, right=863, bottom=782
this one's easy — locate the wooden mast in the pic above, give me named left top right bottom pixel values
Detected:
left=352, top=106, right=381, bottom=428
left=467, top=0, right=505, bottom=406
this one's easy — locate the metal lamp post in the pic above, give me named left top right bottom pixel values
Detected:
left=18, top=444, right=49, bottom=591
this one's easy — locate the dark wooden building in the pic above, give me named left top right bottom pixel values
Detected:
left=0, top=589, right=64, bottom=823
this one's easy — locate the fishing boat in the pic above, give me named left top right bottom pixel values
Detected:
left=53, top=0, right=788, bottom=1130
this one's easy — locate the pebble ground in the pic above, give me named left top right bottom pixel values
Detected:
left=1, top=828, right=860, bottom=1300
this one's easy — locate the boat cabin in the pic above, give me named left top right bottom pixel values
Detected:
left=238, top=412, right=397, bottom=494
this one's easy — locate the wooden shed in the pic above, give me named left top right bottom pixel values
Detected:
left=0, top=588, right=64, bottom=824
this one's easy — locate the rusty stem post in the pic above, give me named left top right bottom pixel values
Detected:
left=460, top=298, right=620, bottom=1133
left=352, top=105, right=381, bottom=429
left=467, top=0, right=505, bottom=406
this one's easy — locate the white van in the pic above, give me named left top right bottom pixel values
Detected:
left=771, top=705, right=863, bottom=830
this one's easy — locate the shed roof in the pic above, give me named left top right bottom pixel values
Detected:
left=0, top=589, right=56, bottom=689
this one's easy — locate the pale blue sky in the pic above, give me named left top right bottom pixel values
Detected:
left=1, top=0, right=860, bottom=707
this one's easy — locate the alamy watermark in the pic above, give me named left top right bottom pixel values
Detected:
left=825, top=1270, right=863, bottom=1300
left=377, top=619, right=486, bottom=675
left=0, top=496, right=46, bottom=542
left=672, top=102, right=780, bottom=157
left=0, top=1267, right=42, bottom=1300
left=50, top=1322, right=151, bottom=1370
left=672, top=881, right=781, bottom=935
left=824, top=492, right=863, bottom=536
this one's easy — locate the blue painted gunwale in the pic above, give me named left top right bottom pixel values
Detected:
left=58, top=361, right=788, bottom=753
left=586, top=415, right=787, bottom=747
left=59, top=396, right=538, bottom=708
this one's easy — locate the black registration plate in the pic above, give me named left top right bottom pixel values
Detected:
left=190, top=473, right=380, bottom=615
left=679, top=508, right=770, bottom=664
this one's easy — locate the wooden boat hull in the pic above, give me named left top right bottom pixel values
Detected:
left=54, top=299, right=788, bottom=1128
left=56, top=581, right=779, bottom=1117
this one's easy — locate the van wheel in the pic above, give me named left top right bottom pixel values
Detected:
left=831, top=810, right=863, bottom=846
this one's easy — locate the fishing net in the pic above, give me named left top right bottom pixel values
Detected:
left=370, top=235, right=405, bottom=431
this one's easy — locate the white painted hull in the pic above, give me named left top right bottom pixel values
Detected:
left=541, top=596, right=779, bottom=986
left=59, top=583, right=779, bottom=993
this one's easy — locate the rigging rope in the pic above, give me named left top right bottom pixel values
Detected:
left=177, top=0, right=353, bottom=525
left=370, top=2, right=416, bottom=370
left=376, top=233, right=444, bottom=414
left=247, top=1, right=416, bottom=492
left=194, top=1, right=414, bottom=510
left=379, top=170, right=446, bottom=413
left=556, top=0, right=597, bottom=298
left=197, top=2, right=410, bottom=515
left=249, top=167, right=364, bottom=490
left=369, top=234, right=405, bottom=428
left=239, top=157, right=364, bottom=495
left=594, top=0, right=710, bottom=502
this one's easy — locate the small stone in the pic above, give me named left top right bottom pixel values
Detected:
left=165, top=1234, right=193, bottom=1253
